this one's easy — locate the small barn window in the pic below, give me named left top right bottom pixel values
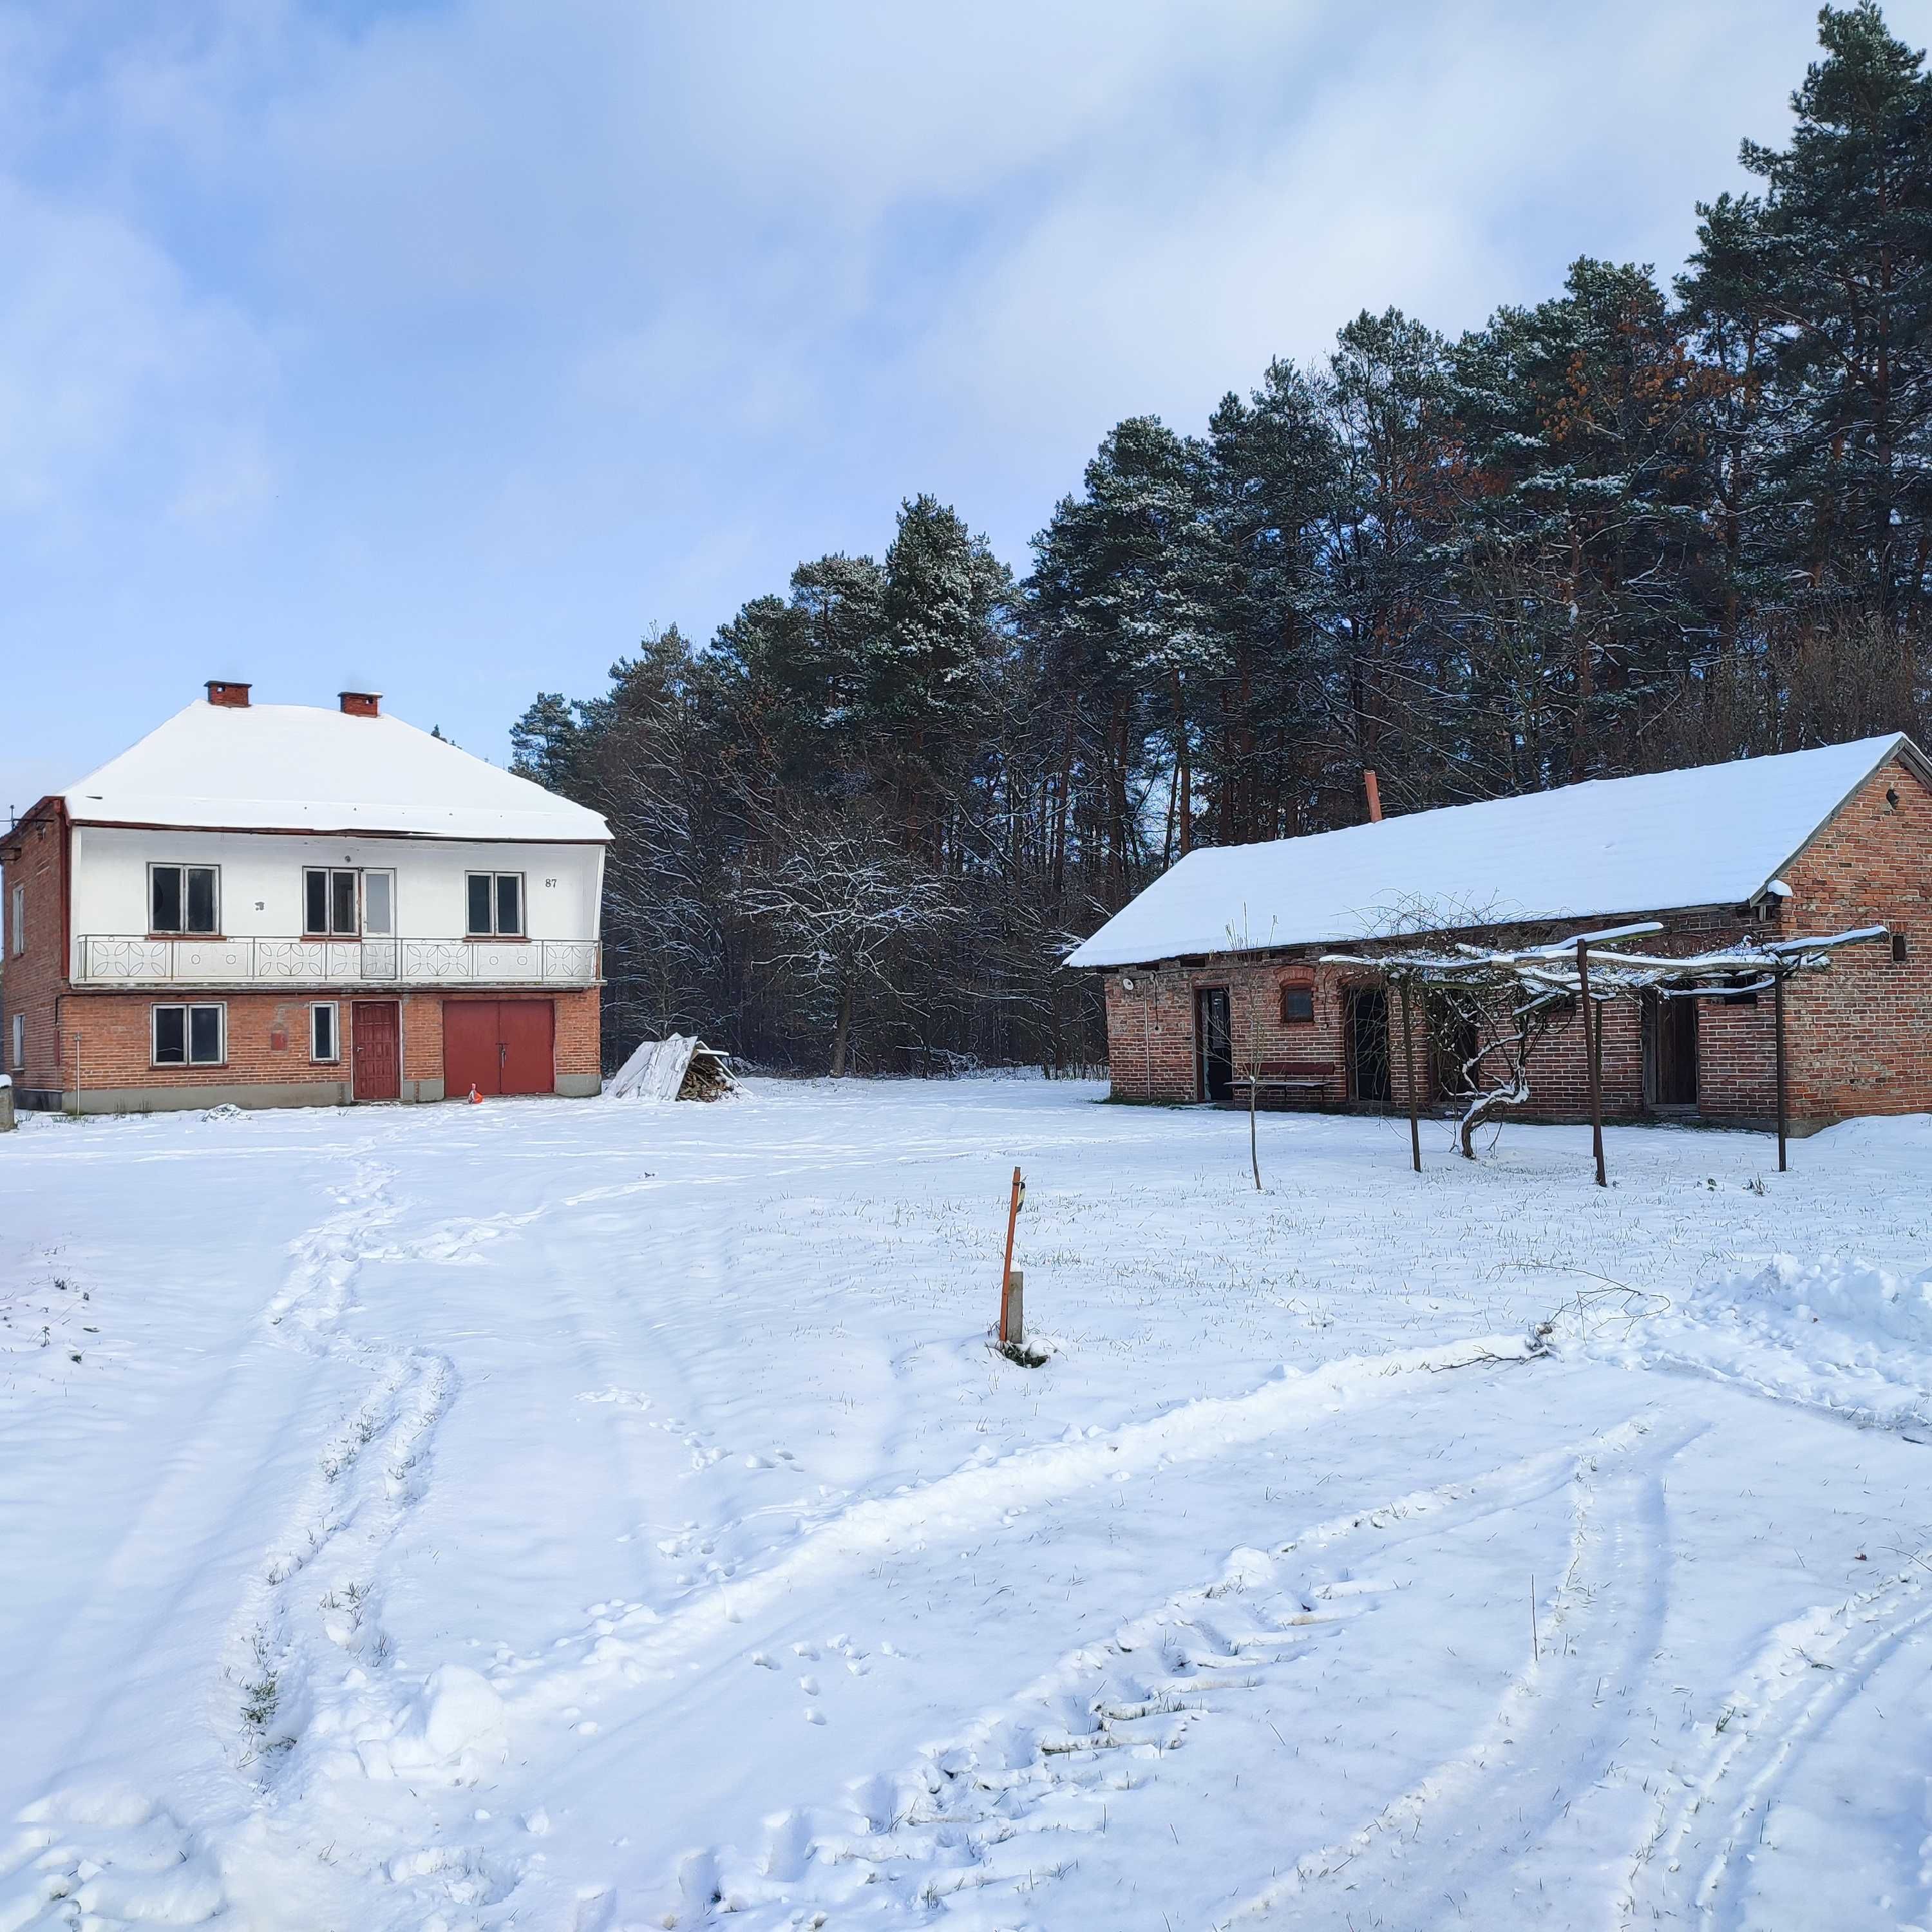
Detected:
left=9, top=1012, right=22, bottom=1070
left=1894, top=932, right=1910, bottom=963
left=8, top=882, right=22, bottom=956
left=1280, top=983, right=1315, bottom=1025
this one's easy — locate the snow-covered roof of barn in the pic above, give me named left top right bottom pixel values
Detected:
left=59, top=700, right=609, bottom=842
left=1066, top=733, right=1921, bottom=968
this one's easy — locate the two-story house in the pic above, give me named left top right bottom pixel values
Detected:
left=0, top=681, right=609, bottom=1113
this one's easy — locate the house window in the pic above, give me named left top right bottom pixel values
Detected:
left=8, top=882, right=21, bottom=956
left=303, top=868, right=395, bottom=938
left=151, top=864, right=220, bottom=935
left=153, top=1001, right=225, bottom=1067
left=467, top=872, right=524, bottom=937
left=1895, top=933, right=1911, bottom=963
left=9, top=1012, right=21, bottom=1070
left=1280, top=983, right=1315, bottom=1025
left=310, top=1001, right=339, bottom=1063
left=304, top=867, right=361, bottom=936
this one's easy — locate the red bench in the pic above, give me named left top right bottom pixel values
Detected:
left=1227, top=1060, right=1337, bottom=1104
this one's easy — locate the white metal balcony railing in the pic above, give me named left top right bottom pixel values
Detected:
left=76, top=935, right=601, bottom=989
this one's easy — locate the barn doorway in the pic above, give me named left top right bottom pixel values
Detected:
left=444, top=999, right=556, bottom=1099
left=350, top=1001, right=401, bottom=1102
left=1194, top=987, right=1233, bottom=1103
left=1644, top=991, right=1699, bottom=1108
left=1347, top=987, right=1392, bottom=1104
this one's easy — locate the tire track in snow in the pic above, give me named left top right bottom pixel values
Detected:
left=648, top=1408, right=1679, bottom=1927
left=486, top=1333, right=1548, bottom=1721
left=1226, top=1410, right=1700, bottom=1929
left=218, top=1152, right=516, bottom=1932
left=0, top=1149, right=450, bottom=1931
left=1624, top=1557, right=1932, bottom=1929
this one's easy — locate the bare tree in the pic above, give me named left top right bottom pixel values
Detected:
left=1422, top=974, right=1571, bottom=1159
left=740, top=817, right=963, bottom=1076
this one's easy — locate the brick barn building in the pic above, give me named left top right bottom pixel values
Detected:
left=1067, top=734, right=1932, bottom=1135
left=1, top=682, right=609, bottom=1113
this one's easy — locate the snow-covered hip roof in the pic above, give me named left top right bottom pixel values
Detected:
left=58, top=701, right=611, bottom=842
left=1066, top=733, right=1918, bottom=969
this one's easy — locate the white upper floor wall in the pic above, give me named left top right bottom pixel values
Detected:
left=70, top=826, right=605, bottom=952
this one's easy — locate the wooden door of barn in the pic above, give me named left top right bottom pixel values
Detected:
left=1643, top=990, right=1698, bottom=1108
left=351, top=1000, right=401, bottom=1101
left=443, top=999, right=554, bottom=1099
left=1347, top=987, right=1392, bottom=1104
left=1194, top=987, right=1233, bottom=1103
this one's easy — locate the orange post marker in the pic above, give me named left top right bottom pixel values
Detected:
left=999, top=1165, right=1026, bottom=1344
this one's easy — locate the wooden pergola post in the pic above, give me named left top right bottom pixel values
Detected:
left=1774, top=972, right=1789, bottom=1174
left=1576, top=939, right=1607, bottom=1188
left=1399, top=977, right=1421, bottom=1173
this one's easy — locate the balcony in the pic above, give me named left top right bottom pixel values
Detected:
left=76, top=935, right=601, bottom=990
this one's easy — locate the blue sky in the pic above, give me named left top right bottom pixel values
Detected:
left=0, top=0, right=1893, bottom=813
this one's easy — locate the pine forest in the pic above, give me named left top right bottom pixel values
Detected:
left=511, top=3, right=1932, bottom=1077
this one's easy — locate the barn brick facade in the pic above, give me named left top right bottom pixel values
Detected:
left=1092, top=751, right=1931, bottom=1135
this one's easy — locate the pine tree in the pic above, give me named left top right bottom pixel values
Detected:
left=1735, top=1, right=1932, bottom=621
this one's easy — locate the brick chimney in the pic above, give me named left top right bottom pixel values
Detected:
left=206, top=680, right=251, bottom=708
left=339, top=691, right=381, bottom=717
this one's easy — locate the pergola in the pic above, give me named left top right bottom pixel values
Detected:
left=1321, top=922, right=1890, bottom=1183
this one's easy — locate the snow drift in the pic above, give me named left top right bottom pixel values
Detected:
left=1556, top=1253, right=1932, bottom=1429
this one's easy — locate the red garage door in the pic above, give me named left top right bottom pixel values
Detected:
left=444, top=999, right=554, bottom=1098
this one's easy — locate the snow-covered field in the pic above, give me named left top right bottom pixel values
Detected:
left=5, top=1080, right=1932, bottom=1931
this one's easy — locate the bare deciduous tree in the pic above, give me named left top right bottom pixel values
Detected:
left=740, top=818, right=963, bottom=1076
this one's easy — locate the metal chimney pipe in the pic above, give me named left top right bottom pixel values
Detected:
left=1364, top=768, right=1383, bottom=823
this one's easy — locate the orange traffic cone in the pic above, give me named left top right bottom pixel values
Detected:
left=468, top=1083, right=483, bottom=1104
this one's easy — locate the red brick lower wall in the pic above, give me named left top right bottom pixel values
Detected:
left=61, top=990, right=352, bottom=1099
left=554, top=985, right=600, bottom=1081
left=37, top=985, right=602, bottom=1111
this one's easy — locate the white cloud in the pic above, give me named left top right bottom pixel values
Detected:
left=0, top=178, right=274, bottom=527
left=0, top=0, right=1862, bottom=809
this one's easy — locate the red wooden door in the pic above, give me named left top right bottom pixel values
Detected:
left=351, top=1001, right=401, bottom=1101
left=444, top=1000, right=502, bottom=1098
left=498, top=1000, right=554, bottom=1095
